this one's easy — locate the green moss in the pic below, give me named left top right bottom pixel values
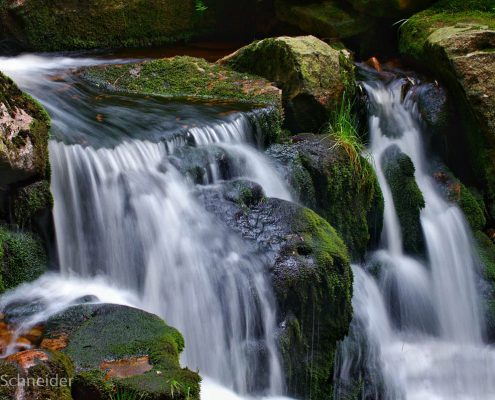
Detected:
left=457, top=185, right=486, bottom=231
left=72, top=370, right=115, bottom=400
left=475, top=230, right=495, bottom=283
left=1, top=0, right=199, bottom=51
left=13, top=180, right=53, bottom=228
left=0, top=360, right=19, bottom=400
left=53, top=305, right=200, bottom=400
left=24, top=351, right=74, bottom=400
left=283, top=208, right=352, bottom=399
left=0, top=224, right=47, bottom=292
left=302, top=146, right=383, bottom=260
left=382, top=147, right=425, bottom=254
left=399, top=0, right=495, bottom=60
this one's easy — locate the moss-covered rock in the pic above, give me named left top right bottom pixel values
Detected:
left=0, top=71, right=50, bottom=185
left=199, top=181, right=352, bottom=399
left=1, top=349, right=74, bottom=400
left=220, top=35, right=356, bottom=132
left=381, top=145, right=425, bottom=254
left=11, top=180, right=53, bottom=229
left=274, top=0, right=372, bottom=39
left=267, top=134, right=383, bottom=260
left=399, top=0, right=495, bottom=224
left=0, top=0, right=199, bottom=51
left=82, top=56, right=283, bottom=146
left=0, top=224, right=47, bottom=293
left=44, top=303, right=200, bottom=400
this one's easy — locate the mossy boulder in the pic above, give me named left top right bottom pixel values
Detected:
left=0, top=0, right=198, bottom=51
left=267, top=133, right=383, bottom=260
left=399, top=0, right=495, bottom=223
left=82, top=56, right=283, bottom=146
left=274, top=0, right=372, bottom=39
left=0, top=224, right=47, bottom=293
left=381, top=145, right=425, bottom=254
left=198, top=180, right=352, bottom=399
left=220, top=35, right=356, bottom=132
left=43, top=303, right=200, bottom=400
left=0, top=71, right=50, bottom=185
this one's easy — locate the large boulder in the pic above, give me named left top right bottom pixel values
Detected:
left=220, top=36, right=356, bottom=132
left=267, top=133, right=383, bottom=260
left=0, top=0, right=198, bottom=51
left=400, top=0, right=495, bottom=223
left=198, top=179, right=353, bottom=400
left=274, top=0, right=372, bottom=39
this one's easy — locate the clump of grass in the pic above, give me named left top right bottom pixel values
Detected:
left=324, top=92, right=373, bottom=187
left=195, top=0, right=208, bottom=13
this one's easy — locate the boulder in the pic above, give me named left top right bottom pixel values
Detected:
left=381, top=145, right=425, bottom=254
left=82, top=56, right=283, bottom=146
left=0, top=72, right=50, bottom=185
left=198, top=179, right=353, bottom=399
left=400, top=0, right=495, bottom=222
left=220, top=36, right=356, bottom=132
left=0, top=0, right=198, bottom=51
left=274, top=0, right=372, bottom=39
left=43, top=303, right=201, bottom=400
left=267, top=134, right=383, bottom=260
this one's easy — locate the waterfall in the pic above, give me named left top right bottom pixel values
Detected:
left=0, top=55, right=294, bottom=399
left=335, top=78, right=495, bottom=399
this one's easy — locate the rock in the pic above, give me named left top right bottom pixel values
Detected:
left=220, top=36, right=356, bottom=132
left=381, top=145, right=425, bottom=254
left=82, top=56, right=283, bottom=146
left=346, top=0, right=435, bottom=18
left=198, top=180, right=353, bottom=399
left=0, top=72, right=50, bottom=185
left=44, top=303, right=200, bottom=400
left=400, top=0, right=495, bottom=221
left=11, top=180, right=53, bottom=229
left=274, top=0, right=372, bottom=39
left=267, top=134, right=383, bottom=260
left=0, top=225, right=47, bottom=293
left=0, top=0, right=198, bottom=51
left=411, top=82, right=450, bottom=135
left=0, top=349, right=74, bottom=400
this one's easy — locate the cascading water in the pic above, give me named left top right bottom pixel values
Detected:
left=335, top=76, right=495, bottom=399
left=0, top=55, right=294, bottom=400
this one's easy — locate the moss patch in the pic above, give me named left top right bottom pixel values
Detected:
left=12, top=180, right=53, bottom=228
left=0, top=224, right=47, bottom=292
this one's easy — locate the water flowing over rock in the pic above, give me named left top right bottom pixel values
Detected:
left=334, top=74, right=495, bottom=399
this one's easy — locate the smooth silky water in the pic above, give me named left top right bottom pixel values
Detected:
left=0, top=55, right=294, bottom=400
left=334, top=77, right=495, bottom=399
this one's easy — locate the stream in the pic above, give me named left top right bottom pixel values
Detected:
left=0, top=54, right=294, bottom=400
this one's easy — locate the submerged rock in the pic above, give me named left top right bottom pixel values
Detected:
left=82, top=56, right=283, bottom=146
left=267, top=134, right=383, bottom=260
left=198, top=179, right=353, bottom=399
left=220, top=35, right=356, bottom=132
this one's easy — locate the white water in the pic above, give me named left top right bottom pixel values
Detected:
left=0, top=55, right=294, bottom=399
left=335, top=79, right=495, bottom=399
